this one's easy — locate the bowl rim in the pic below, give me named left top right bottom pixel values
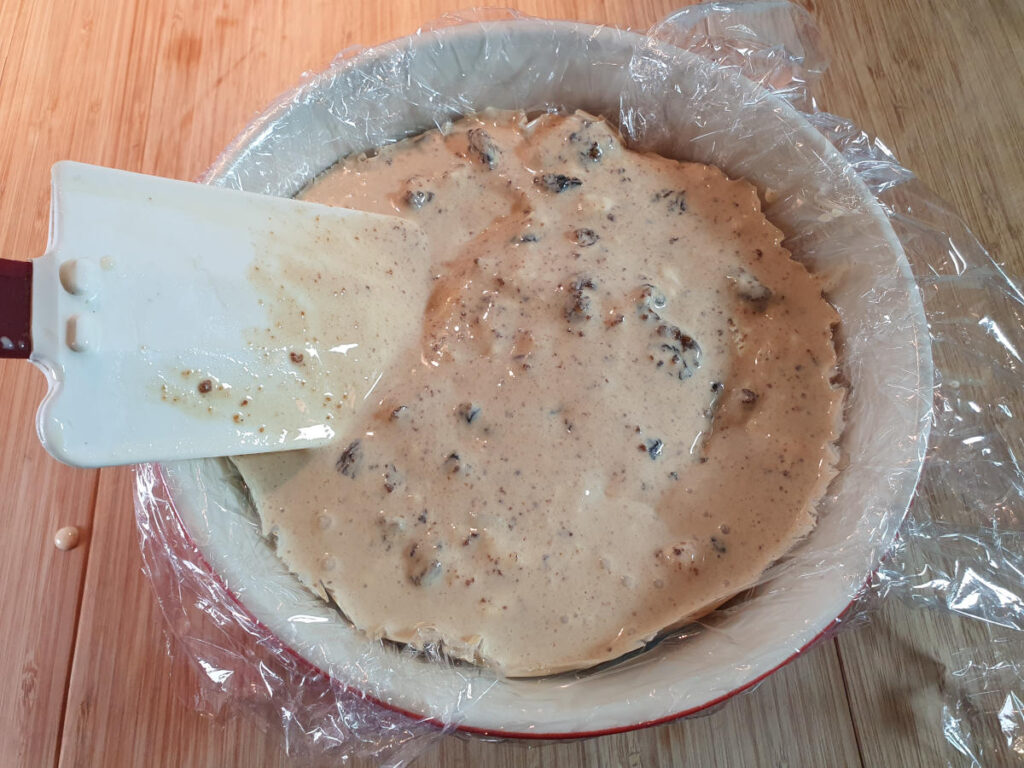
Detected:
left=160, top=463, right=868, bottom=738
left=181, top=16, right=934, bottom=738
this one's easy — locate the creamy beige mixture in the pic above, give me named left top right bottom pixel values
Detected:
left=233, top=111, right=843, bottom=677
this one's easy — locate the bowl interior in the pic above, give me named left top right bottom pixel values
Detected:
left=166, top=20, right=933, bottom=735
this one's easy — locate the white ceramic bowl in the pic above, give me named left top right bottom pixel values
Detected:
left=163, top=20, right=932, bottom=737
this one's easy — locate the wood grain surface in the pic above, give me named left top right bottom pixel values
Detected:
left=1, top=1, right=1021, bottom=766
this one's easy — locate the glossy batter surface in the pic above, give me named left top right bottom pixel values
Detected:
left=233, top=111, right=843, bottom=676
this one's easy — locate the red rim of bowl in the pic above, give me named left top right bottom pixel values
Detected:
left=152, top=462, right=874, bottom=741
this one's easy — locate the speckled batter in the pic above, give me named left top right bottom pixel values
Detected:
left=232, top=111, right=844, bottom=676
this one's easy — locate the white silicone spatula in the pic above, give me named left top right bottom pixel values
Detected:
left=0, top=162, right=431, bottom=468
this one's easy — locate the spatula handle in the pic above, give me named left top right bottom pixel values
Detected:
left=0, top=258, right=32, bottom=359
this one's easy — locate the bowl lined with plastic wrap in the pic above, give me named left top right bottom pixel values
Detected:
left=157, top=18, right=932, bottom=737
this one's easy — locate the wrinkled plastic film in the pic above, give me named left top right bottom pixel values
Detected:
left=132, top=3, right=1023, bottom=764
left=135, top=461, right=490, bottom=766
left=868, top=176, right=1024, bottom=765
left=653, top=4, right=1024, bottom=762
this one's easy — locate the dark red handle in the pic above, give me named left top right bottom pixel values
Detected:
left=0, top=259, right=32, bottom=359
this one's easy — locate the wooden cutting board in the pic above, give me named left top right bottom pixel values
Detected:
left=1, top=1, right=1021, bottom=766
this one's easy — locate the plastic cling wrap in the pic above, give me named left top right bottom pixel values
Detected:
left=133, top=3, right=1024, bottom=764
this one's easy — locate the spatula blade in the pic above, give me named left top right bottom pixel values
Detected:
left=31, top=162, right=430, bottom=468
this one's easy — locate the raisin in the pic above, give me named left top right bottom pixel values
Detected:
left=335, top=440, right=361, bottom=478
left=574, top=228, right=599, bottom=247
left=565, top=276, right=597, bottom=322
left=457, top=402, right=481, bottom=424
left=197, top=379, right=212, bottom=394
left=444, top=452, right=462, bottom=474
left=404, top=189, right=434, bottom=209
left=409, top=558, right=442, bottom=587
left=536, top=173, right=582, bottom=193
left=642, top=319, right=701, bottom=380
left=466, top=128, right=499, bottom=169
left=653, top=189, right=687, bottom=213
left=657, top=324, right=697, bottom=350
left=290, top=351, right=304, bottom=364
left=638, top=284, right=667, bottom=311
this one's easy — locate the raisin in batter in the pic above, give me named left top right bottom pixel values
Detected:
left=232, top=111, right=844, bottom=676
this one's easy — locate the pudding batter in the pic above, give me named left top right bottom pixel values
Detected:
left=232, top=111, right=844, bottom=676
